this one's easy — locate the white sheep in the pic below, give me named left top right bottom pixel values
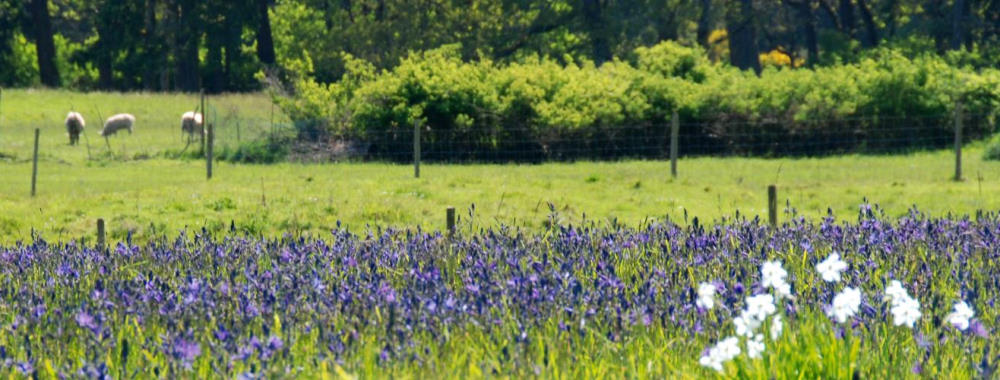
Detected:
left=65, top=111, right=85, bottom=145
left=100, top=113, right=135, bottom=137
left=181, top=111, right=204, bottom=137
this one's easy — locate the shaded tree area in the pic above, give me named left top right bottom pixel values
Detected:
left=0, top=0, right=998, bottom=90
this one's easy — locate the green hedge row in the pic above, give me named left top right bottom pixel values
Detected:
left=276, top=42, right=1000, bottom=160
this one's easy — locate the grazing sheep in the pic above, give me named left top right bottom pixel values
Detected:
left=65, top=112, right=85, bottom=145
left=100, top=113, right=135, bottom=137
left=180, top=111, right=204, bottom=137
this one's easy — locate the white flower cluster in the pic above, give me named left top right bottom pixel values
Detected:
left=698, top=250, right=983, bottom=374
left=816, top=252, right=863, bottom=324
left=815, top=252, right=848, bottom=282
left=829, top=287, right=862, bottom=323
left=698, top=337, right=741, bottom=372
left=946, top=301, right=975, bottom=330
left=884, top=280, right=921, bottom=328
left=696, top=282, right=716, bottom=310
left=734, top=294, right=777, bottom=337
left=761, top=260, right=792, bottom=299
left=698, top=261, right=790, bottom=372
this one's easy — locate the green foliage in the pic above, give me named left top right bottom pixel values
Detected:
left=277, top=41, right=1000, bottom=158
left=219, top=134, right=292, bottom=164
left=984, top=135, right=1000, bottom=161
left=0, top=33, right=40, bottom=87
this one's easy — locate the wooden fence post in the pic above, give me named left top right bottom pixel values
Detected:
left=31, top=128, right=39, bottom=197
left=200, top=89, right=206, bottom=154
left=767, top=185, right=777, bottom=227
left=207, top=123, right=214, bottom=180
left=446, top=206, right=455, bottom=235
left=97, top=218, right=106, bottom=249
left=954, top=100, right=963, bottom=182
left=670, top=110, right=679, bottom=178
left=414, top=120, right=421, bottom=178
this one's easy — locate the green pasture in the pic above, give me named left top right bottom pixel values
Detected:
left=1, top=151, right=999, bottom=243
left=1, top=89, right=999, bottom=243
left=0, top=88, right=289, bottom=163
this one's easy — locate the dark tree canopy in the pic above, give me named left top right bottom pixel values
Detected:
left=0, top=0, right=997, bottom=90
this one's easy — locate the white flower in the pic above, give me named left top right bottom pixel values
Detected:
left=946, top=301, right=975, bottom=331
left=890, top=296, right=921, bottom=328
left=698, top=353, right=722, bottom=372
left=696, top=282, right=716, bottom=310
left=770, top=313, right=783, bottom=340
left=746, top=294, right=777, bottom=321
left=761, top=260, right=788, bottom=290
left=733, top=294, right=776, bottom=337
left=885, top=280, right=907, bottom=304
left=746, top=334, right=765, bottom=359
left=816, top=253, right=848, bottom=282
left=699, top=336, right=742, bottom=372
left=717, top=336, right=741, bottom=359
left=829, top=287, right=862, bottom=323
left=773, top=280, right=792, bottom=300
left=733, top=311, right=760, bottom=337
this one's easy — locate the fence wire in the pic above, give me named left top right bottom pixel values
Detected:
left=233, top=111, right=996, bottom=163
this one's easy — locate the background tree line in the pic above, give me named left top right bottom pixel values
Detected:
left=1, top=0, right=998, bottom=92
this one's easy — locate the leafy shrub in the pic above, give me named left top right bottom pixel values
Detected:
left=275, top=41, right=1000, bottom=160
left=0, top=33, right=38, bottom=87
left=219, top=134, right=292, bottom=164
left=985, top=135, right=1000, bottom=161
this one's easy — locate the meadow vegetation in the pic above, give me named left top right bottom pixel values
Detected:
left=277, top=42, right=1000, bottom=159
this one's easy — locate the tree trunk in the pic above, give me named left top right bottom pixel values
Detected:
left=885, top=0, right=899, bottom=38
left=255, top=0, right=276, bottom=65
left=787, top=0, right=819, bottom=66
left=951, top=0, right=967, bottom=50
left=205, top=39, right=223, bottom=93
left=697, top=0, right=712, bottom=48
left=176, top=0, right=200, bottom=92
left=838, top=0, right=855, bottom=37
left=856, top=0, right=878, bottom=47
left=142, top=0, right=159, bottom=90
left=582, top=0, right=611, bottom=65
left=726, top=0, right=760, bottom=74
left=30, top=0, right=60, bottom=87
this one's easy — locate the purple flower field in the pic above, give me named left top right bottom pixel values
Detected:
left=0, top=205, right=996, bottom=378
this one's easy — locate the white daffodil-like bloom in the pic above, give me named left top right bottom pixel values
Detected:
left=882, top=281, right=921, bottom=328
left=946, top=301, right=975, bottom=331
left=734, top=294, right=777, bottom=337
left=890, top=295, right=922, bottom=328
left=746, top=334, right=765, bottom=359
left=829, top=287, right=862, bottom=323
left=696, top=282, right=716, bottom=310
left=770, top=313, right=783, bottom=340
left=761, top=260, right=788, bottom=290
left=885, top=280, right=907, bottom=303
left=773, top=280, right=792, bottom=300
left=717, top=336, right=741, bottom=358
left=761, top=260, right=793, bottom=299
left=746, top=294, right=777, bottom=321
left=698, top=352, right=723, bottom=372
left=816, top=253, right=848, bottom=282
left=733, top=311, right=761, bottom=337
left=699, top=336, right=742, bottom=372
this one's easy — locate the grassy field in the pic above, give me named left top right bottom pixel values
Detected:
left=1, top=89, right=999, bottom=243
left=1, top=90, right=999, bottom=379
left=0, top=88, right=290, bottom=163
left=1, top=149, right=999, bottom=243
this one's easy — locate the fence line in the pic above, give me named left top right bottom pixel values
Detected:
left=191, top=109, right=993, bottom=165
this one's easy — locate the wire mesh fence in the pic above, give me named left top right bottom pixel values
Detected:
left=258, top=111, right=997, bottom=163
